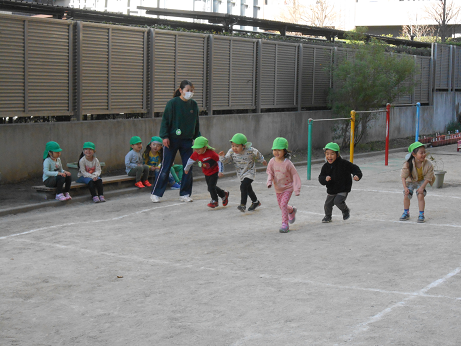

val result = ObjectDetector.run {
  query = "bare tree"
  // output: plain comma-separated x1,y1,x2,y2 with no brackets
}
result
305,0,337,28
424,0,460,42
401,14,436,42
278,0,307,25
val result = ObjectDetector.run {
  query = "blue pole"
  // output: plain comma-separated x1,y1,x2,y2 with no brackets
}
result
415,102,421,142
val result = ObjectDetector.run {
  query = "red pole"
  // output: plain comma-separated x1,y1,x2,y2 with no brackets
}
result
385,103,391,166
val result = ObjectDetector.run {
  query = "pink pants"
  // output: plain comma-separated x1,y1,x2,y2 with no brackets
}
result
276,190,294,225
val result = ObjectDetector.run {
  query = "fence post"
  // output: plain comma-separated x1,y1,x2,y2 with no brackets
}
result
350,111,355,163
415,102,421,142
307,118,313,180
385,103,390,166
75,21,83,121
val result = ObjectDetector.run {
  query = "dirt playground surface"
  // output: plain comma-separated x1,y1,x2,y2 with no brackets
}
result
1,144,461,345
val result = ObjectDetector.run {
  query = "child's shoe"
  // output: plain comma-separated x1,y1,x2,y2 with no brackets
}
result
322,216,332,223
64,192,72,200
222,191,229,206
248,200,261,211
143,180,152,187
99,195,106,202
279,223,289,233
417,215,425,223
134,181,145,188
179,194,193,202
289,207,297,224
342,208,350,220
237,204,246,212
399,212,410,221
55,193,67,201
170,183,181,190
207,200,219,208
92,196,100,203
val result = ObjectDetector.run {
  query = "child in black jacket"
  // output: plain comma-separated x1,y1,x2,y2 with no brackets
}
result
318,142,363,223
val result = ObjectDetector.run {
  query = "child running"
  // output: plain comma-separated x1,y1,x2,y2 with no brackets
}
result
143,136,181,190
76,142,105,203
184,136,229,208
266,137,301,233
400,141,435,223
318,142,362,223
42,141,72,201
219,133,267,212
125,136,151,188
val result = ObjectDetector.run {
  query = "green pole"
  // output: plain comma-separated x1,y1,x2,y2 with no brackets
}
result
307,118,313,180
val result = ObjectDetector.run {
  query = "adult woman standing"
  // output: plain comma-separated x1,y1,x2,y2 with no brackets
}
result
151,80,200,203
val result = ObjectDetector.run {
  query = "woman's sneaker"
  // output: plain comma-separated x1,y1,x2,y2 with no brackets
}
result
64,192,72,200
207,200,218,208
322,216,332,223
55,193,67,201
289,207,297,224
180,195,193,202
248,201,261,211
222,191,229,206
92,196,100,203
279,223,289,233
399,212,410,221
150,195,161,203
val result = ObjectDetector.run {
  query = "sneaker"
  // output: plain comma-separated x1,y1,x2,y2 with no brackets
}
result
399,212,410,221
170,183,181,190
237,204,246,212
322,216,332,223
342,208,350,220
99,195,106,202
134,181,145,188
180,195,193,202
55,193,67,201
92,196,100,203
417,215,425,223
207,200,219,208
150,194,161,203
64,192,72,200
143,180,152,187
222,191,229,206
279,223,290,233
248,200,261,211
289,207,297,224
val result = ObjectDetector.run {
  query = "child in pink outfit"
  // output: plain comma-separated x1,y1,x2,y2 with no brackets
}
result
266,137,301,233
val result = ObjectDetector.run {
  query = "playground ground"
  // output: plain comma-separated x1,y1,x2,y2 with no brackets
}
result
1,144,460,346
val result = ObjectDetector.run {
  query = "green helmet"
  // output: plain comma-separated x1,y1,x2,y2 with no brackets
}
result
272,137,289,150
191,136,214,150
148,136,163,145
230,133,247,145
83,142,95,150
408,141,424,153
130,136,142,145
324,142,340,153
43,141,62,159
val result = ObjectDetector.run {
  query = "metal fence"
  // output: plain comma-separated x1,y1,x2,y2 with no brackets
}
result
0,13,458,120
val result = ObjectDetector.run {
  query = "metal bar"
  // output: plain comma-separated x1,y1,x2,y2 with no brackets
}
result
390,103,416,107
24,19,28,114
255,39,261,113
415,102,421,142
207,34,213,115
297,44,302,111
108,27,112,112
353,109,387,114
311,117,351,121
75,21,82,121
68,23,73,114
307,118,313,180
148,28,154,118
350,110,356,163
385,103,390,166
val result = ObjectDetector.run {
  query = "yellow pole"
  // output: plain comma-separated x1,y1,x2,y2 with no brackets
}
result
350,110,356,163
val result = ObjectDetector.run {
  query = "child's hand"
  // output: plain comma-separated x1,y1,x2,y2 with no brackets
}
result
326,176,331,181
65,171,71,176
149,166,156,171
262,160,268,166
218,172,224,178
295,191,300,196
93,177,98,181
267,183,272,189
353,175,360,181
218,151,225,157
59,172,66,177
184,169,189,175
417,187,425,195
404,187,410,196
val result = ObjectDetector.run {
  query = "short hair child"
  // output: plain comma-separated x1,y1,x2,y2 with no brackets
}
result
184,136,229,208
125,136,151,188
76,142,105,203
42,141,72,201
219,133,267,212
318,142,362,223
266,137,301,233
400,141,435,223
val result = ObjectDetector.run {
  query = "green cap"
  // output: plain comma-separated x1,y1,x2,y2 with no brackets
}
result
324,142,340,153
191,136,215,150
408,141,424,153
130,136,142,145
43,141,62,159
230,133,247,145
83,142,95,150
272,137,289,150
148,136,163,145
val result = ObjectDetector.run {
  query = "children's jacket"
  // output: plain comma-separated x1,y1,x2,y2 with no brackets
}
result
400,158,435,186
125,150,143,174
266,158,301,194
185,149,223,176
318,157,362,195
78,156,102,179
220,147,265,181
42,157,64,182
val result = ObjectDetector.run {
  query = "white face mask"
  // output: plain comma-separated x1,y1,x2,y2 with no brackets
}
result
184,91,194,100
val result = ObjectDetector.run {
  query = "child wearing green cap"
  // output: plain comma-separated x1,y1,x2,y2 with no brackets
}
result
125,136,151,189
142,136,181,190
219,133,267,212
266,137,301,233
76,142,105,203
184,136,229,208
318,142,362,223
42,141,72,201
400,141,435,223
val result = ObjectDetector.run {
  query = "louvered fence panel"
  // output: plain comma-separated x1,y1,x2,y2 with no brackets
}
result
260,42,276,107
301,46,314,107
276,44,297,107
153,31,176,112
313,47,332,106
230,38,256,109
414,56,430,104
454,47,461,90
435,44,450,90
211,38,231,108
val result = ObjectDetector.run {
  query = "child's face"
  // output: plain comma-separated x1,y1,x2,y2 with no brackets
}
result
131,143,142,152
231,142,244,154
83,148,94,159
325,149,338,164
195,146,207,155
50,151,61,159
150,142,162,153
272,149,284,160
412,147,426,163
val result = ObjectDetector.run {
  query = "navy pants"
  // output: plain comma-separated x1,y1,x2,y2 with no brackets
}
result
151,138,193,197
